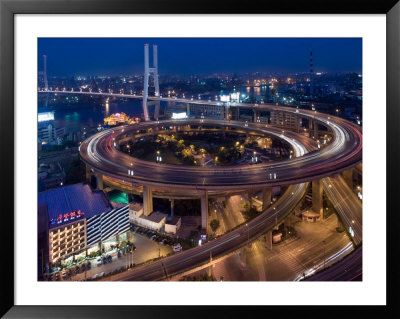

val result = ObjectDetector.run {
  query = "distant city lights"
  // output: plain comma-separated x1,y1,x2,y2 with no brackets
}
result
38,112,55,122
171,112,187,119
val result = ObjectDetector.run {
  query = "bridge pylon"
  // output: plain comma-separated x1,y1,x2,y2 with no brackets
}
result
143,44,160,121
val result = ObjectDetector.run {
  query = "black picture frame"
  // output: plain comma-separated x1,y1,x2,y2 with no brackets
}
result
1,0,399,317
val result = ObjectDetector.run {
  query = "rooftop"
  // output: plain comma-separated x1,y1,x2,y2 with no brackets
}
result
140,212,167,224
129,202,143,211
38,183,112,229
166,216,181,225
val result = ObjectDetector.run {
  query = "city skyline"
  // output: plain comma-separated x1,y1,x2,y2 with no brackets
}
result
38,38,362,77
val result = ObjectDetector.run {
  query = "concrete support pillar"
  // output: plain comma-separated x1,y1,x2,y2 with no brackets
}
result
313,120,318,139
342,168,354,190
154,101,160,121
200,190,208,230
235,107,240,120
312,179,323,220
186,103,190,118
295,116,300,133
266,230,273,250
143,185,153,216
253,109,259,123
262,187,272,211
85,165,91,183
96,173,103,190
247,190,254,208
170,199,175,217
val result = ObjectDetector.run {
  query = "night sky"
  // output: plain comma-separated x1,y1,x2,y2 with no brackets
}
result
38,38,362,76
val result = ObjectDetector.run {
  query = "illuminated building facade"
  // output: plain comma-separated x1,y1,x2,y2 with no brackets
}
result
49,220,87,264
104,112,130,126
38,183,114,267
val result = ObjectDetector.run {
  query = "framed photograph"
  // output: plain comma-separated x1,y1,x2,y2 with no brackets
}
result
1,0,398,317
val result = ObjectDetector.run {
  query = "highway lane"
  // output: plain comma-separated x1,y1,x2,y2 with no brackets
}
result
322,176,362,246
303,247,362,281
79,118,361,190
103,182,307,281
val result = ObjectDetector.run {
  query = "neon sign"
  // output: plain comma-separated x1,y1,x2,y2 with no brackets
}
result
50,210,85,226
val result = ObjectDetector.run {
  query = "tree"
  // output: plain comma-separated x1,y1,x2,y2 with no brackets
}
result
209,219,220,233
241,207,259,221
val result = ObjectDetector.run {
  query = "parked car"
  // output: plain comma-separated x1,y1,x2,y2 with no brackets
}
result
107,255,112,262
117,251,122,258
99,272,105,278
87,261,91,269
92,274,98,280
173,243,182,252
102,257,107,264
151,235,157,240
96,257,102,265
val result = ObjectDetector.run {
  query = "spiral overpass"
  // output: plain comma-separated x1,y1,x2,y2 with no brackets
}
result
77,107,361,281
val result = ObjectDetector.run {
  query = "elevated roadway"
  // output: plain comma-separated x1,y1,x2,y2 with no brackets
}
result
323,176,362,246
79,117,361,190
103,182,307,281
